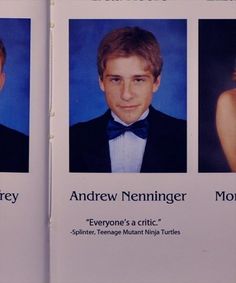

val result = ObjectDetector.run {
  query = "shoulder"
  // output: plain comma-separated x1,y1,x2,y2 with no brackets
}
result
148,106,186,147
70,111,110,132
216,89,236,136
149,106,186,128
0,124,28,145
217,89,236,117
216,89,236,171
0,124,29,172
70,111,110,145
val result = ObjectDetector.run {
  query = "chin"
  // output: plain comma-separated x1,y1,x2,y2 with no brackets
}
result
116,110,141,124
123,116,139,124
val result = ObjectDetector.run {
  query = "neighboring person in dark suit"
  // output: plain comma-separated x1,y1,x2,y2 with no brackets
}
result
0,39,29,172
70,27,186,173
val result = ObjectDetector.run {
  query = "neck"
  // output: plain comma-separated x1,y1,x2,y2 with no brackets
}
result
111,108,149,126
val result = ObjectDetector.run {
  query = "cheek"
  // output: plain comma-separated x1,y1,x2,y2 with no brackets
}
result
136,83,154,94
140,91,154,108
144,95,153,106
107,83,121,94
0,73,5,90
139,86,154,98
104,85,121,100
105,91,118,108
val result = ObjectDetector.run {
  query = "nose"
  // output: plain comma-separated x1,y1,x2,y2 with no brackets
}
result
120,80,134,101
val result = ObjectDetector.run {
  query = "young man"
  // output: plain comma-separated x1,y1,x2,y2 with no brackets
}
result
70,27,186,173
0,39,29,172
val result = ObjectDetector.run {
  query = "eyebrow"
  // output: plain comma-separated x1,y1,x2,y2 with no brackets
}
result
105,75,121,78
133,75,151,78
105,74,152,78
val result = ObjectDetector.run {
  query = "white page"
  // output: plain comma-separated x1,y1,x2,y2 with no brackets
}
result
0,1,49,283
51,1,236,283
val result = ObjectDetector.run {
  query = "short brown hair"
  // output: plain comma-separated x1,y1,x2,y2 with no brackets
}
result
0,39,6,71
97,26,163,81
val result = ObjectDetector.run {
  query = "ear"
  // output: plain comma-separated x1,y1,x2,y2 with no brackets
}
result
152,75,161,93
0,72,5,91
99,77,105,92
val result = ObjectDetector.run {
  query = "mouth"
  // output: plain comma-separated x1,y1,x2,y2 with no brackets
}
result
118,105,139,110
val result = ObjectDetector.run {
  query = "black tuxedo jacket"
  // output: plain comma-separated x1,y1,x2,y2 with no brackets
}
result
0,124,29,172
70,106,186,172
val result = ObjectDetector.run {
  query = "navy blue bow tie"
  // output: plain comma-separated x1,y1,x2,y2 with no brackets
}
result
107,118,149,140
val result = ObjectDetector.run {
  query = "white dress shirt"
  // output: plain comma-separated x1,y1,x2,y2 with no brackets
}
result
109,110,149,172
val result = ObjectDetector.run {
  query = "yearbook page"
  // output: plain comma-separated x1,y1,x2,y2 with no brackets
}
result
50,1,236,283
0,1,49,283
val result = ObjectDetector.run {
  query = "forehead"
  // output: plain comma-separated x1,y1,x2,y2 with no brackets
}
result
104,55,151,74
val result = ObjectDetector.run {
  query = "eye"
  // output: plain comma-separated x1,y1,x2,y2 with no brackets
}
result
133,77,146,84
109,77,121,84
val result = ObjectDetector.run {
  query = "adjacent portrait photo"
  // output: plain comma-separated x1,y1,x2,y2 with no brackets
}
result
199,19,236,172
0,19,30,172
69,19,187,173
